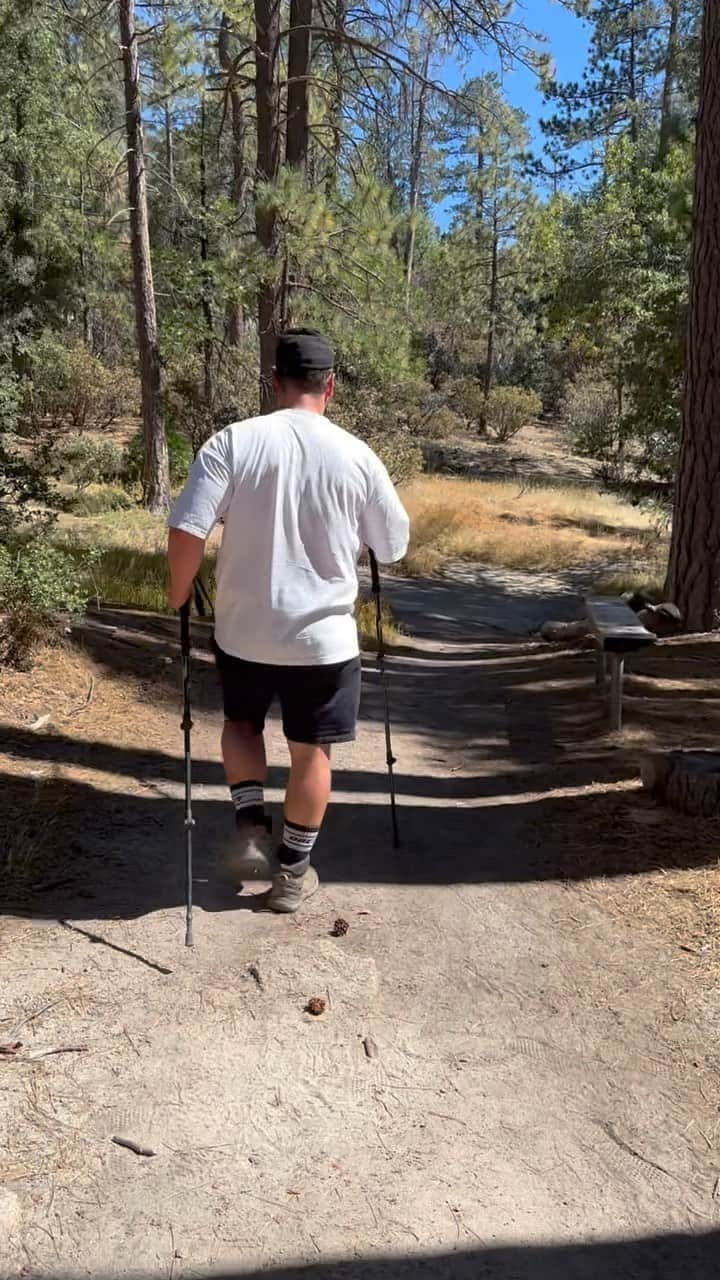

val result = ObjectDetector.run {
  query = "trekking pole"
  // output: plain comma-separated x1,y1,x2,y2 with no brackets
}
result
179,601,194,947
369,549,400,849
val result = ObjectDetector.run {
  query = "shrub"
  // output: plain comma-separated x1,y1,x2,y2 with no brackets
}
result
59,437,123,494
20,332,134,436
0,537,95,669
447,377,488,431
483,386,542,442
162,344,259,452
332,382,424,485
419,405,467,440
562,371,619,460
66,486,134,516
366,434,424,486
0,366,54,533
122,426,193,489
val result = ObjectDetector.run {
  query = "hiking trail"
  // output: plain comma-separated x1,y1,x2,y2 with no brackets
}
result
1,568,719,1278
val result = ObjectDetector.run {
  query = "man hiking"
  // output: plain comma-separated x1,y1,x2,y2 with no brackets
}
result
167,329,409,913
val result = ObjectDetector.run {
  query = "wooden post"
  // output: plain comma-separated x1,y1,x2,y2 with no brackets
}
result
609,654,625,732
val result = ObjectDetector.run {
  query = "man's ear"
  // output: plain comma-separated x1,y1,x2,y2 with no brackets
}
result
272,370,281,394
325,372,336,404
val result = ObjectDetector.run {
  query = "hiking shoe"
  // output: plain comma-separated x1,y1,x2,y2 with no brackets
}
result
267,865,320,914
225,816,274,882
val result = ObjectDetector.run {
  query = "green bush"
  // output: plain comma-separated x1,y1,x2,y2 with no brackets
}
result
0,366,54,533
0,537,96,669
20,332,134,436
484,386,542,443
446,377,488,431
59,436,123,493
122,426,193,489
0,539,91,614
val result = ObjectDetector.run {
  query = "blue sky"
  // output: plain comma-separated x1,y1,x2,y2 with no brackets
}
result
436,0,591,220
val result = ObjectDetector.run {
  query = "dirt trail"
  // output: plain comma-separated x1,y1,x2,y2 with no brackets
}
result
1,573,719,1279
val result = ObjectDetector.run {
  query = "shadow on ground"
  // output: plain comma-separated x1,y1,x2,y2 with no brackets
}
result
5,576,720,924
48,1230,720,1280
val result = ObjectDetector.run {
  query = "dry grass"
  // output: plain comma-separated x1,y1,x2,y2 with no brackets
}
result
401,476,658,577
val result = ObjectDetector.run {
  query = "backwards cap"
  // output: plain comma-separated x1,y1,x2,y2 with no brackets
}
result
275,328,334,379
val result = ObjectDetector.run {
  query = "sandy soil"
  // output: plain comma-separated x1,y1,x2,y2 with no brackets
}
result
1,572,719,1280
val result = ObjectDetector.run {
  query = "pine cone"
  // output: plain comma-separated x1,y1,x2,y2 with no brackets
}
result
331,918,349,937
306,997,326,1016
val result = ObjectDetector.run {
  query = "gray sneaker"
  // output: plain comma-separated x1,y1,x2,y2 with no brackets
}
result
267,865,320,914
225,817,275,882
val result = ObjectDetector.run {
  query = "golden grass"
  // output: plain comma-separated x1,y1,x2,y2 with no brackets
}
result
401,476,658,577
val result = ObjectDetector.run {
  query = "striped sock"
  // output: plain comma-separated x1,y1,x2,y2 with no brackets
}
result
279,819,320,870
230,780,265,826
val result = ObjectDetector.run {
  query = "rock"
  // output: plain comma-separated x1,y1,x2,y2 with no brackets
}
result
638,602,683,637
622,589,653,614
540,619,592,644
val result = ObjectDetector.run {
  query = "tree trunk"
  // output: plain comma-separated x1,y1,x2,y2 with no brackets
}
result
119,0,169,512
628,0,639,145
164,101,177,244
286,0,311,171
327,0,345,188
666,0,720,631
219,11,248,343
254,0,282,412
199,91,214,412
282,0,312,327
480,196,499,434
404,44,430,314
79,170,93,350
658,0,680,164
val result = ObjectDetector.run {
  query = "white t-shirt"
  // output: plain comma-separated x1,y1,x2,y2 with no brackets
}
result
169,409,410,666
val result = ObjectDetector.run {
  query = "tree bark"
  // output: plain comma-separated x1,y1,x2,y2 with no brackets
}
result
119,0,169,512
219,11,248,343
254,0,282,412
480,196,499,433
199,92,214,413
666,0,720,630
286,0,312,171
658,0,680,163
282,0,312,326
79,171,93,350
404,44,430,314
328,0,346,188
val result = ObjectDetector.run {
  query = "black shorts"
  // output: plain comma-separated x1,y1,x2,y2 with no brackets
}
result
213,642,362,745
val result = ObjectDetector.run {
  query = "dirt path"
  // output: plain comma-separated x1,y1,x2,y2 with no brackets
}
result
1,575,720,1279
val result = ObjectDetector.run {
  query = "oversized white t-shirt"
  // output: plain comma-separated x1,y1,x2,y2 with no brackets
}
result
169,409,410,666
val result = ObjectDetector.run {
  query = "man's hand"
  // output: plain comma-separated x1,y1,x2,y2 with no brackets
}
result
167,528,207,610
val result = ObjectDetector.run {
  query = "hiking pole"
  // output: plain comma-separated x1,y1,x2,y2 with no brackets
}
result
369,549,400,849
179,600,194,947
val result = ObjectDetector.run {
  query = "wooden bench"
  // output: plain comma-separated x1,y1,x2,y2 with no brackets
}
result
585,597,656,731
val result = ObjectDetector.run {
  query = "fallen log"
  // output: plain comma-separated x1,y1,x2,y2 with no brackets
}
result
641,750,720,816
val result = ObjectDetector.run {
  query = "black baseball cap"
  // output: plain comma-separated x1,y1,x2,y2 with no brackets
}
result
275,328,334,379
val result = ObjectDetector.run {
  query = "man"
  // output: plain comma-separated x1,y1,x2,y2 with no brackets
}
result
167,329,409,913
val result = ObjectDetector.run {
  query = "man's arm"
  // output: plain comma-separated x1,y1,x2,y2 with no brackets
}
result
167,429,234,608
360,455,410,564
167,528,206,609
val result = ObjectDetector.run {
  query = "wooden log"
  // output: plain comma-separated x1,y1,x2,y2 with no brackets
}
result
665,751,720,817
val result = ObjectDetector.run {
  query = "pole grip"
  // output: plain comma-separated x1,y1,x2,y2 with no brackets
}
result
369,548,380,595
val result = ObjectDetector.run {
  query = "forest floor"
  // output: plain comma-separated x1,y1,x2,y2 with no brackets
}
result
1,564,720,1279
